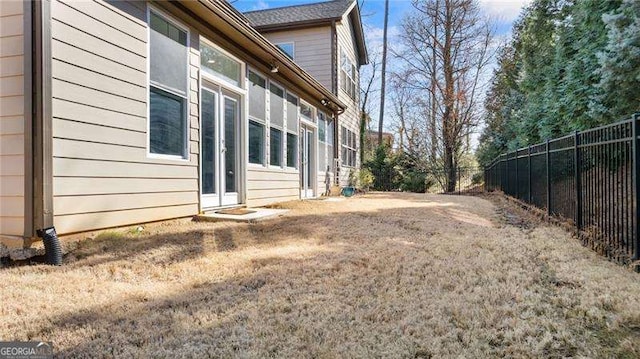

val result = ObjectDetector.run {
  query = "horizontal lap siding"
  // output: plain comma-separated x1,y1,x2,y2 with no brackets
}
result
246,168,299,207
51,0,200,234
336,15,360,186
0,1,25,236
263,27,332,92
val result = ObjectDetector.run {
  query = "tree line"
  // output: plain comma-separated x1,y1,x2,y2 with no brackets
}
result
477,0,640,167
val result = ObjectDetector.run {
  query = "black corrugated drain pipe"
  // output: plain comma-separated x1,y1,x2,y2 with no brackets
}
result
36,227,62,266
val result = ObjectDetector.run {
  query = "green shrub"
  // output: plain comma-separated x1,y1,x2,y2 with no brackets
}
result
358,168,375,191
399,171,426,193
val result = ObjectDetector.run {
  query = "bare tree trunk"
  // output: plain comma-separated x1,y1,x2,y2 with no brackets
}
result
442,0,456,192
429,0,438,164
377,0,389,147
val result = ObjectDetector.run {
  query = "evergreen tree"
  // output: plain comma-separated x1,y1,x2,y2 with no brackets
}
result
591,0,640,122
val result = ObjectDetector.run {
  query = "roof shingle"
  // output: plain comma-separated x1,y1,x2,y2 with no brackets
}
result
242,0,354,28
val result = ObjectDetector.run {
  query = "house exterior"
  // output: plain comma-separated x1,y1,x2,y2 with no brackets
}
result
0,0,368,250
367,130,394,149
244,0,368,186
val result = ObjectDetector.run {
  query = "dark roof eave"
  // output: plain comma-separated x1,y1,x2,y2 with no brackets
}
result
253,17,341,32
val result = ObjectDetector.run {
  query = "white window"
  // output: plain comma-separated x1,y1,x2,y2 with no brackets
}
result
201,43,241,87
341,125,357,168
318,113,334,172
340,50,357,99
269,83,285,167
148,9,189,158
300,101,315,122
248,71,266,165
275,42,294,60
286,93,298,168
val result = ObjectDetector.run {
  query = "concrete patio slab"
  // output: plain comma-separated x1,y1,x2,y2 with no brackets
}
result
194,208,289,223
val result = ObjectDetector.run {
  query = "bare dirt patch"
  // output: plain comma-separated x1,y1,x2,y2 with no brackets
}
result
1,192,640,357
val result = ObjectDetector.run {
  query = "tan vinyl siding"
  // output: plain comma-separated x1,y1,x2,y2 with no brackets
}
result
336,14,361,185
50,0,200,234
262,27,333,92
246,167,299,207
0,0,25,237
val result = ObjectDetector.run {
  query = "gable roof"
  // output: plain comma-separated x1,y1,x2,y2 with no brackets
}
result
243,0,368,66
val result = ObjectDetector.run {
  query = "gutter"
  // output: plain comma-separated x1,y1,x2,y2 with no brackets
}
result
252,18,342,33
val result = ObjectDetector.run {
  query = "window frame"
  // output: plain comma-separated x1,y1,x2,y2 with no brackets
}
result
341,125,357,168
247,69,268,166
340,49,357,100
268,81,285,169
300,100,316,124
146,5,190,161
200,37,246,94
285,92,299,169
275,42,295,60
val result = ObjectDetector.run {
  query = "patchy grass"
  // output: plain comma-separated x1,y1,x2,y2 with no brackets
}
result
2,192,640,357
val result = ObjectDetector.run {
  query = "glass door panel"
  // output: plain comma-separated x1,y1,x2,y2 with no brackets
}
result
221,93,239,206
201,88,219,208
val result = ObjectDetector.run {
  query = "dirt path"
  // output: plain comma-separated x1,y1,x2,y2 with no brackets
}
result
1,192,640,358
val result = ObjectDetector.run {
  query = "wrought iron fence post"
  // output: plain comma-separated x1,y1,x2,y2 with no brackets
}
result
633,114,640,260
546,139,551,216
575,131,582,231
516,150,520,199
528,145,532,204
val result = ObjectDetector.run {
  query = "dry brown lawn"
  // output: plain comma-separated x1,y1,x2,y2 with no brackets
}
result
2,192,640,358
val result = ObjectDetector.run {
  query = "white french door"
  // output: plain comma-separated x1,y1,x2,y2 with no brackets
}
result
201,83,241,208
300,125,315,198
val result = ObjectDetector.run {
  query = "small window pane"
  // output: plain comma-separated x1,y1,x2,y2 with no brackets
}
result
327,119,334,144
201,44,241,87
286,93,298,132
249,120,265,164
318,114,326,143
270,84,284,128
150,12,187,45
327,144,334,171
276,43,294,59
287,133,297,168
249,71,266,120
150,87,186,157
270,128,283,166
300,102,314,121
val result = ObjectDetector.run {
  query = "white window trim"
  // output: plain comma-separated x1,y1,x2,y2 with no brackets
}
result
300,99,316,124
245,66,269,169
247,68,268,168
340,48,357,100
200,37,246,94
285,92,299,169
268,80,286,169
275,42,295,60
146,5,191,161
341,126,357,168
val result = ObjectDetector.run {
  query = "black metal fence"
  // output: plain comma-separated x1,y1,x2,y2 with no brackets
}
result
485,114,639,264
